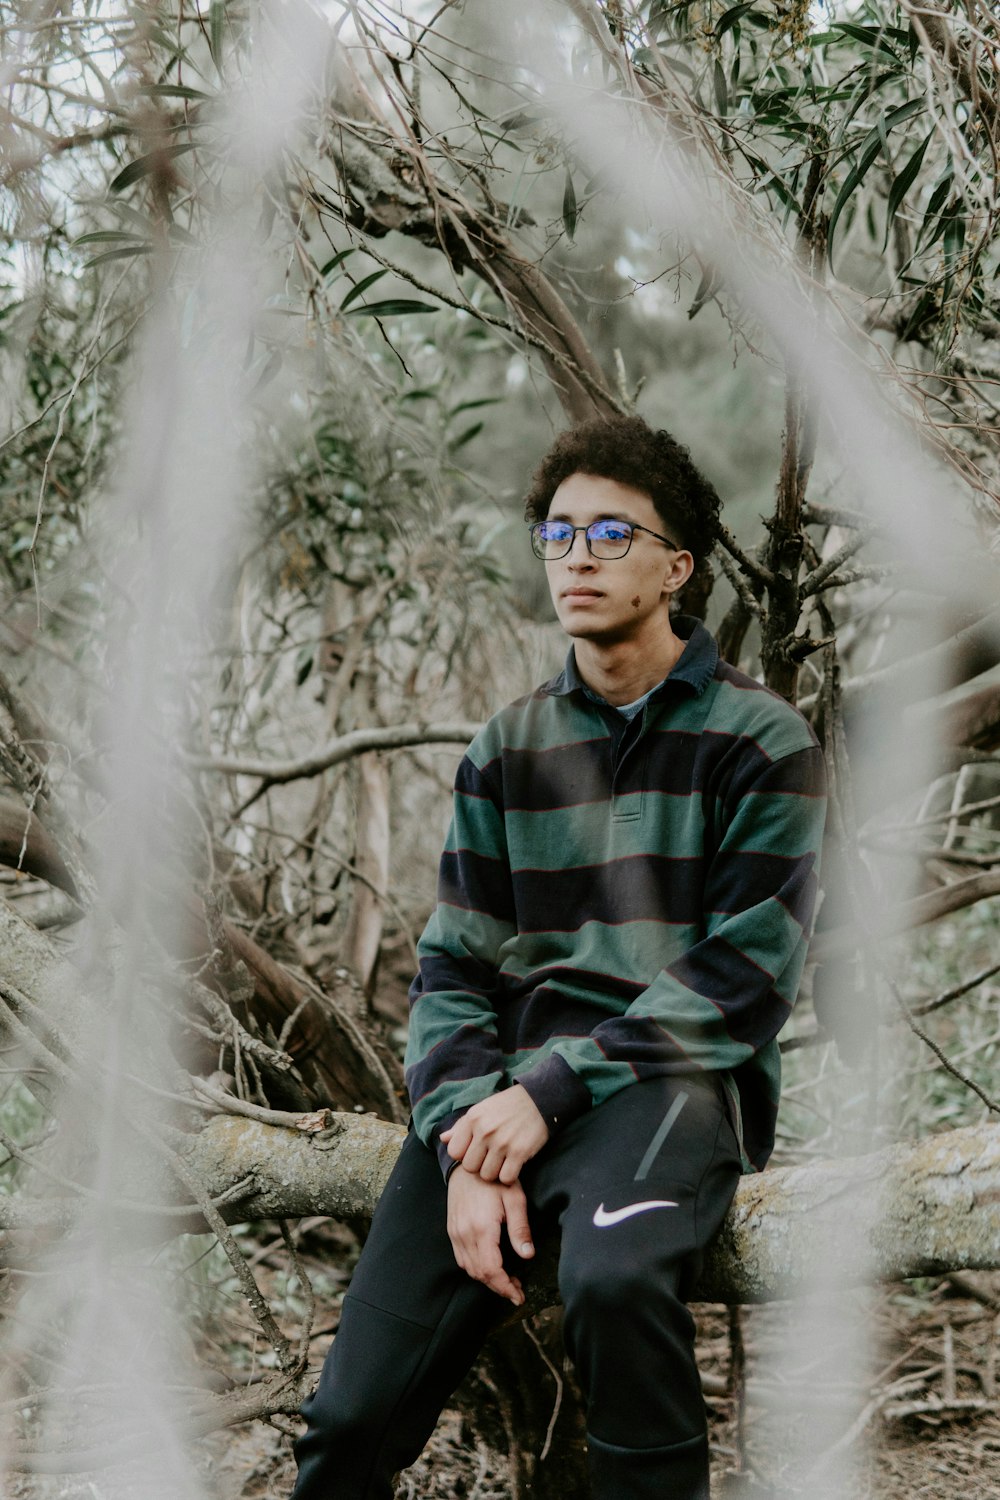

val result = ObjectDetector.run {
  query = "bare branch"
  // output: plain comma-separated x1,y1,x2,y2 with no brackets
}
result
183,719,482,785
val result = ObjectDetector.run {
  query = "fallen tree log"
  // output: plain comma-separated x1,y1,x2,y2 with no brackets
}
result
5,896,1000,1302
179,1110,1000,1304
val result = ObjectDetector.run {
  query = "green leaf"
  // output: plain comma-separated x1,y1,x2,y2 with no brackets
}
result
827,136,882,263
942,210,965,268
318,248,355,278
295,649,313,687
828,99,926,265
449,420,483,451
713,59,728,115
83,245,155,269
137,83,210,102
258,657,279,698
346,298,438,317
109,142,197,193
834,72,912,146
831,21,905,61
72,230,146,246
449,397,501,415
917,170,954,247
252,348,283,393
883,130,933,247
715,2,753,38
562,168,578,242
209,0,226,73
583,165,614,195
339,269,387,311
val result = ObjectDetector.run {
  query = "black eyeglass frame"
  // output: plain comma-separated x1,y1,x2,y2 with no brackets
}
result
529,519,680,561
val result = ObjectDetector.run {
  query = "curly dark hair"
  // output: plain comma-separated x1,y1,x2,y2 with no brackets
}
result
523,415,722,572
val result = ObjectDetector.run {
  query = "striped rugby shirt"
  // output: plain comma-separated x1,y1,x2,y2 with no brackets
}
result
405,616,827,1178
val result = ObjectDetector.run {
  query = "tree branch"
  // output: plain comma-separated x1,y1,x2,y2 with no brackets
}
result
183,719,482,785
176,1112,1000,1304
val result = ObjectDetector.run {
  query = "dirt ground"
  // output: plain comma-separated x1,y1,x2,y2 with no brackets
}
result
204,1265,1000,1500
8,1225,997,1499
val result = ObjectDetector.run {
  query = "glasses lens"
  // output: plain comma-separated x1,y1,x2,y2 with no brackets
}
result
587,520,633,558
531,521,574,559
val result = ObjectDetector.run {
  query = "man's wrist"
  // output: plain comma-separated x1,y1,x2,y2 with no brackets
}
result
515,1058,592,1136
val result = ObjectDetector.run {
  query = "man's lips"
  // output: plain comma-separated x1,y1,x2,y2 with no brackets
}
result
561,588,604,599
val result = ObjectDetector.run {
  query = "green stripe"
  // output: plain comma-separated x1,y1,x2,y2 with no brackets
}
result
414,1074,501,1125
702,679,816,758
420,907,516,963
504,796,705,871
725,790,824,854
498,918,703,985
447,792,507,855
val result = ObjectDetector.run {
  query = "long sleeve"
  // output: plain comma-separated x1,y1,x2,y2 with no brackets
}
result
515,743,828,1147
404,749,516,1177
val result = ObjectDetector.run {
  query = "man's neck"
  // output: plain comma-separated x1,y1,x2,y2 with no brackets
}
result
573,616,688,706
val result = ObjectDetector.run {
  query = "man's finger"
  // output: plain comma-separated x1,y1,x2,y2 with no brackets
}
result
477,1146,507,1182
443,1119,472,1160
471,1234,524,1305
502,1185,535,1260
461,1139,488,1175
497,1155,522,1186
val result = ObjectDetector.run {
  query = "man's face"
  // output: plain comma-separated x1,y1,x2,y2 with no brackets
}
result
543,473,692,645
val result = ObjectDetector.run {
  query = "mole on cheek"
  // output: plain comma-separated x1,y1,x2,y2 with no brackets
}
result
631,595,641,609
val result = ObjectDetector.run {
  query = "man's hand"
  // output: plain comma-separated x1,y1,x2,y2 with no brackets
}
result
446,1170,534,1306
441,1086,549,1184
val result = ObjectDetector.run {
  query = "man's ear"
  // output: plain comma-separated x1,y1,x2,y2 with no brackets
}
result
663,549,695,597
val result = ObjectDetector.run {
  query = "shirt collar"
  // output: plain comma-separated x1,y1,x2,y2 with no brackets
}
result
542,616,719,701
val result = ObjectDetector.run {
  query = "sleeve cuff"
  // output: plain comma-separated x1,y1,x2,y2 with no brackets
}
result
515,1054,592,1136
429,1109,469,1182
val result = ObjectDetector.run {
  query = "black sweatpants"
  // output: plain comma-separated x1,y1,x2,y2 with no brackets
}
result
291,1074,743,1500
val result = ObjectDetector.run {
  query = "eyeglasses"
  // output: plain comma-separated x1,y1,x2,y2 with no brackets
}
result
529,518,679,561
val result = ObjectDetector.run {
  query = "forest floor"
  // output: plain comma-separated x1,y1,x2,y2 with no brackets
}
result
10,1238,996,1498
204,1257,1000,1500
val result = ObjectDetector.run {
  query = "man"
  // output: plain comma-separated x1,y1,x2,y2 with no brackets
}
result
291,414,827,1499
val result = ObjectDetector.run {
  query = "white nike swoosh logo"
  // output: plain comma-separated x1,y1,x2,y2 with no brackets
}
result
593,1200,678,1227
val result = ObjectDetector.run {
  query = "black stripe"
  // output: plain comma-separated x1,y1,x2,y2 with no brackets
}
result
410,951,500,1005
511,854,704,932
666,939,792,1049
405,1023,501,1104
717,742,827,814
496,986,619,1053
506,964,647,1005
438,849,516,924
706,850,818,926
587,1014,689,1071
498,738,612,811
454,754,503,808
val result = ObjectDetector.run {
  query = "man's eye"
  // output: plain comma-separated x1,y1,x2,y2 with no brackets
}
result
541,523,573,540
592,522,630,541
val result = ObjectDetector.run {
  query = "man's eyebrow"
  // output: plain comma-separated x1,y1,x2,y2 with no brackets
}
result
547,511,635,523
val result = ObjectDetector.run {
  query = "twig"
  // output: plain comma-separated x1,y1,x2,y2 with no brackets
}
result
890,979,1000,1115
522,1321,566,1464
188,979,297,1076
715,524,775,589
910,958,1000,1017
714,544,763,617
191,1077,335,1130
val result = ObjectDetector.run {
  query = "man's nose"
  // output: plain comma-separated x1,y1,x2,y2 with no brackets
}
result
566,530,595,564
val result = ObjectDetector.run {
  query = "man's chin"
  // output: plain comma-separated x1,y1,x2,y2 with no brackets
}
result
561,617,624,646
